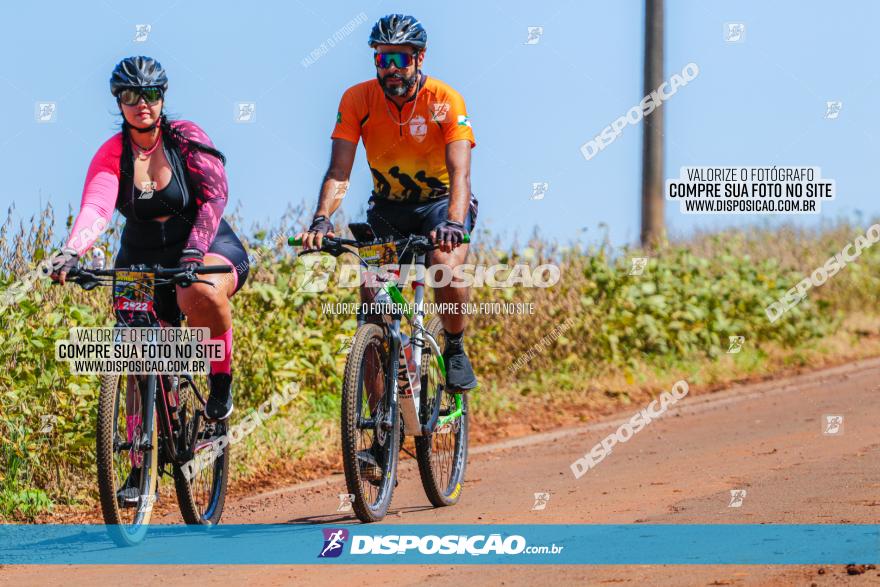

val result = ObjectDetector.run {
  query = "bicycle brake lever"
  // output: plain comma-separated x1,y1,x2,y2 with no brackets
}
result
68,271,100,290
173,270,217,288
298,243,346,257
172,271,197,288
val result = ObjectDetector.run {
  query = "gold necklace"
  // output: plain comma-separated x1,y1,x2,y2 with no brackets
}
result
383,74,423,126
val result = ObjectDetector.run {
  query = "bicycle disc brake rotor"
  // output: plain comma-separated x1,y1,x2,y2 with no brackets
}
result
374,401,387,447
130,424,145,467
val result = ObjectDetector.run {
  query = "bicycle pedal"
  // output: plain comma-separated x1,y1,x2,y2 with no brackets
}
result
448,384,478,396
118,489,160,508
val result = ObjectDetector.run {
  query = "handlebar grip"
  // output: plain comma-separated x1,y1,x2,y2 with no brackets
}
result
196,265,233,274
289,233,468,247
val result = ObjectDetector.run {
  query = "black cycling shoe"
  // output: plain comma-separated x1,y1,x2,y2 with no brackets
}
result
206,373,234,421
443,343,478,392
116,467,142,508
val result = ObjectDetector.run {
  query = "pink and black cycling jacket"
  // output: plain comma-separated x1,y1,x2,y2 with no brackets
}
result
66,120,227,256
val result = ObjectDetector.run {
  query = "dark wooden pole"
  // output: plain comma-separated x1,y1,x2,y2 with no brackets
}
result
641,0,665,248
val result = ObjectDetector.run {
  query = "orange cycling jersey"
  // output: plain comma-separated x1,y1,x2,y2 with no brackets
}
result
332,75,475,203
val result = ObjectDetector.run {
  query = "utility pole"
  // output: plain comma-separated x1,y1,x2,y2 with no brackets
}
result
641,0,665,248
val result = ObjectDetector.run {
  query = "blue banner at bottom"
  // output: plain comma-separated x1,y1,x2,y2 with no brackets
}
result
0,524,878,565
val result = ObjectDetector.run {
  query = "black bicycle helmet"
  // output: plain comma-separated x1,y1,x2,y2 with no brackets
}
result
368,14,427,49
110,56,168,97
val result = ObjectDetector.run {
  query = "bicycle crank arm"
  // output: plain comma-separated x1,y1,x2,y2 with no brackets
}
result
187,410,203,455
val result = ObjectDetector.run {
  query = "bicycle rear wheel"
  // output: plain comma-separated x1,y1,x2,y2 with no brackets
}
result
172,373,229,525
96,373,159,545
341,323,400,522
415,316,469,507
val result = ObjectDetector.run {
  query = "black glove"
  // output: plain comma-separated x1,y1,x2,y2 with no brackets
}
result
431,219,467,246
308,215,333,236
50,247,79,282
178,248,205,273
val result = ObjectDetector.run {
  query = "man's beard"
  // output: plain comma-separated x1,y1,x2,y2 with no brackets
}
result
378,71,418,98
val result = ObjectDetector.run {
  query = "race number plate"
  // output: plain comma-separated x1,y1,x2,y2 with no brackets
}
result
113,270,155,313
359,242,399,267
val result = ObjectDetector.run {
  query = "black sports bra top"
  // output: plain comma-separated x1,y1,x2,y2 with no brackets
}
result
131,174,187,220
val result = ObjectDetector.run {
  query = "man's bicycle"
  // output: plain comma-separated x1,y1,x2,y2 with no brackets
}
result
64,263,232,544
290,223,470,522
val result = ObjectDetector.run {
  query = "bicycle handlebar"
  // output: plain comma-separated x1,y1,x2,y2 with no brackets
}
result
72,265,231,277
287,232,470,252
64,264,233,289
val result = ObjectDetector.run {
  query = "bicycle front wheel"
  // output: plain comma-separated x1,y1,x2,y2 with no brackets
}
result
341,323,400,523
96,373,159,545
172,373,229,525
415,316,469,507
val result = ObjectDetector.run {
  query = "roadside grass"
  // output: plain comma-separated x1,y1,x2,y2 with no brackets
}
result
2,203,879,520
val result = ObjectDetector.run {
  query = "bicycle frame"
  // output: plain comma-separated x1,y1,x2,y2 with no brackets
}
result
377,253,464,437
67,262,231,529
112,321,204,469
106,269,212,469
292,232,467,438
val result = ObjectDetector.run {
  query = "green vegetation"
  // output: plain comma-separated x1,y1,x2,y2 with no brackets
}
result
1,203,876,520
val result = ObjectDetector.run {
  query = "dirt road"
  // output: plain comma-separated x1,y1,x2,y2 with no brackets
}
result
3,358,880,585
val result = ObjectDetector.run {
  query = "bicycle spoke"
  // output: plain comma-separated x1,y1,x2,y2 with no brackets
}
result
112,375,144,526
342,323,399,522
173,373,228,524
415,317,468,506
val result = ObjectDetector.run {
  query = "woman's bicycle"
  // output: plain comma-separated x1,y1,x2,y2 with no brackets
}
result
290,223,470,522
64,263,232,544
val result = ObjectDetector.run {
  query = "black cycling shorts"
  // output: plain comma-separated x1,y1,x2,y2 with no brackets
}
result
366,195,478,241
115,217,249,323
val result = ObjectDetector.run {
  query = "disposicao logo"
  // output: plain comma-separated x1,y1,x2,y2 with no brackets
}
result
318,528,349,558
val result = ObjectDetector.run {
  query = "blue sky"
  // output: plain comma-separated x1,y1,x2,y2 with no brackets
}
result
1,0,877,247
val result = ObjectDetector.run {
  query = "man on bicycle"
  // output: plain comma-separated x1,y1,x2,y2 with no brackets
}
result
298,13,479,393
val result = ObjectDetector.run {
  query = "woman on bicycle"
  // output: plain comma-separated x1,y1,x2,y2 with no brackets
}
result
52,55,248,422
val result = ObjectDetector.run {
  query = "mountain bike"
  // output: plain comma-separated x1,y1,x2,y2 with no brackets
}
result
64,263,232,544
290,223,470,522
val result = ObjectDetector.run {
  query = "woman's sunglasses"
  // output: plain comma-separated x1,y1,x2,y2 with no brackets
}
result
118,87,164,106
373,51,417,69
